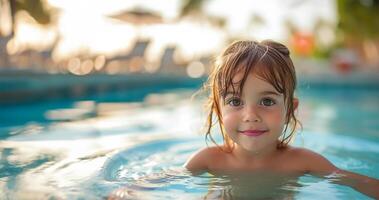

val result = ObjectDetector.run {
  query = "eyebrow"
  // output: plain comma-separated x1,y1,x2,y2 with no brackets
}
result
223,90,281,97
259,90,282,96
223,91,239,97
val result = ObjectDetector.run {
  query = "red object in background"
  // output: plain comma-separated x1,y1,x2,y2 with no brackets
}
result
291,32,315,56
335,59,352,74
331,49,358,74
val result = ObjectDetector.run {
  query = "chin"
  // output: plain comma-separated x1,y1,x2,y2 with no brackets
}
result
239,141,264,153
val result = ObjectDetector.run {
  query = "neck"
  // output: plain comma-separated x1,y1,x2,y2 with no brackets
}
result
232,141,280,163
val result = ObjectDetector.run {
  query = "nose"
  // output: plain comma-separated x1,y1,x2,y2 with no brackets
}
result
242,105,261,122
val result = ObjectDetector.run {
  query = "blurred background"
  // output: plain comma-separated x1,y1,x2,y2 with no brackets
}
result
0,0,379,199
1,0,379,101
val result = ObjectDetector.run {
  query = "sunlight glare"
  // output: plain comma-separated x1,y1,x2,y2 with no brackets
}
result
186,61,205,78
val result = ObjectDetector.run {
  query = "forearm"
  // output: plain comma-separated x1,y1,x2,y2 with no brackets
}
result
333,170,379,199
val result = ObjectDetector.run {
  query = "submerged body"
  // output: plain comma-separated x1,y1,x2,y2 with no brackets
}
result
187,144,379,199
205,169,301,199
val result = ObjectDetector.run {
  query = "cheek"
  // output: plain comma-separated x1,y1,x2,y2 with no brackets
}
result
221,108,240,128
265,107,286,126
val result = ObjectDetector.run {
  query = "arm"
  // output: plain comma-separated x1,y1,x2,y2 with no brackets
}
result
334,169,379,199
303,149,379,199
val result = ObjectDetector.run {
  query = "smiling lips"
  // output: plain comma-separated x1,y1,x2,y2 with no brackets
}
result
239,130,267,137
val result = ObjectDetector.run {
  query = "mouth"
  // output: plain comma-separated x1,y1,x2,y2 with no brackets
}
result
239,130,267,137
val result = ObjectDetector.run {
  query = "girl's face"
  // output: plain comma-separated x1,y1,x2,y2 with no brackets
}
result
220,71,288,153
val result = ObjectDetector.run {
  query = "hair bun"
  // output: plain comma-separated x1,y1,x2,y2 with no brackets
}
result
261,40,290,57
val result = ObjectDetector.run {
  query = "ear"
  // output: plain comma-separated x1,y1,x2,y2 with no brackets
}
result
293,98,299,111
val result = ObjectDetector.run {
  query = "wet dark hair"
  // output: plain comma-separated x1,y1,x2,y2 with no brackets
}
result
203,40,299,151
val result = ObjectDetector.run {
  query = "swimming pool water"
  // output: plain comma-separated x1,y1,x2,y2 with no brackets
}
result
0,85,378,199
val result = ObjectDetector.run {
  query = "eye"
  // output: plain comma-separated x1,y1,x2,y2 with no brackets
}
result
260,98,276,106
226,97,243,107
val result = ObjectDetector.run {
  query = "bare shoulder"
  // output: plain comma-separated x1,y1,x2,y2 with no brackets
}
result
184,146,224,173
284,146,338,174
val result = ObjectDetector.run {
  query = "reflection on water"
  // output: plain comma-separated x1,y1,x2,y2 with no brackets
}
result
45,101,97,121
0,88,378,199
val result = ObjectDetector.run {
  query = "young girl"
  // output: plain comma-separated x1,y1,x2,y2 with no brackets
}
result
185,40,379,198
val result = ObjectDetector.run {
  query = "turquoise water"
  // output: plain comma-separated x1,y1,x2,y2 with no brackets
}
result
0,83,378,199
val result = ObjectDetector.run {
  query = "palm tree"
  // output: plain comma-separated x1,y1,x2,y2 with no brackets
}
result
5,0,50,37
337,0,379,64
0,0,51,67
